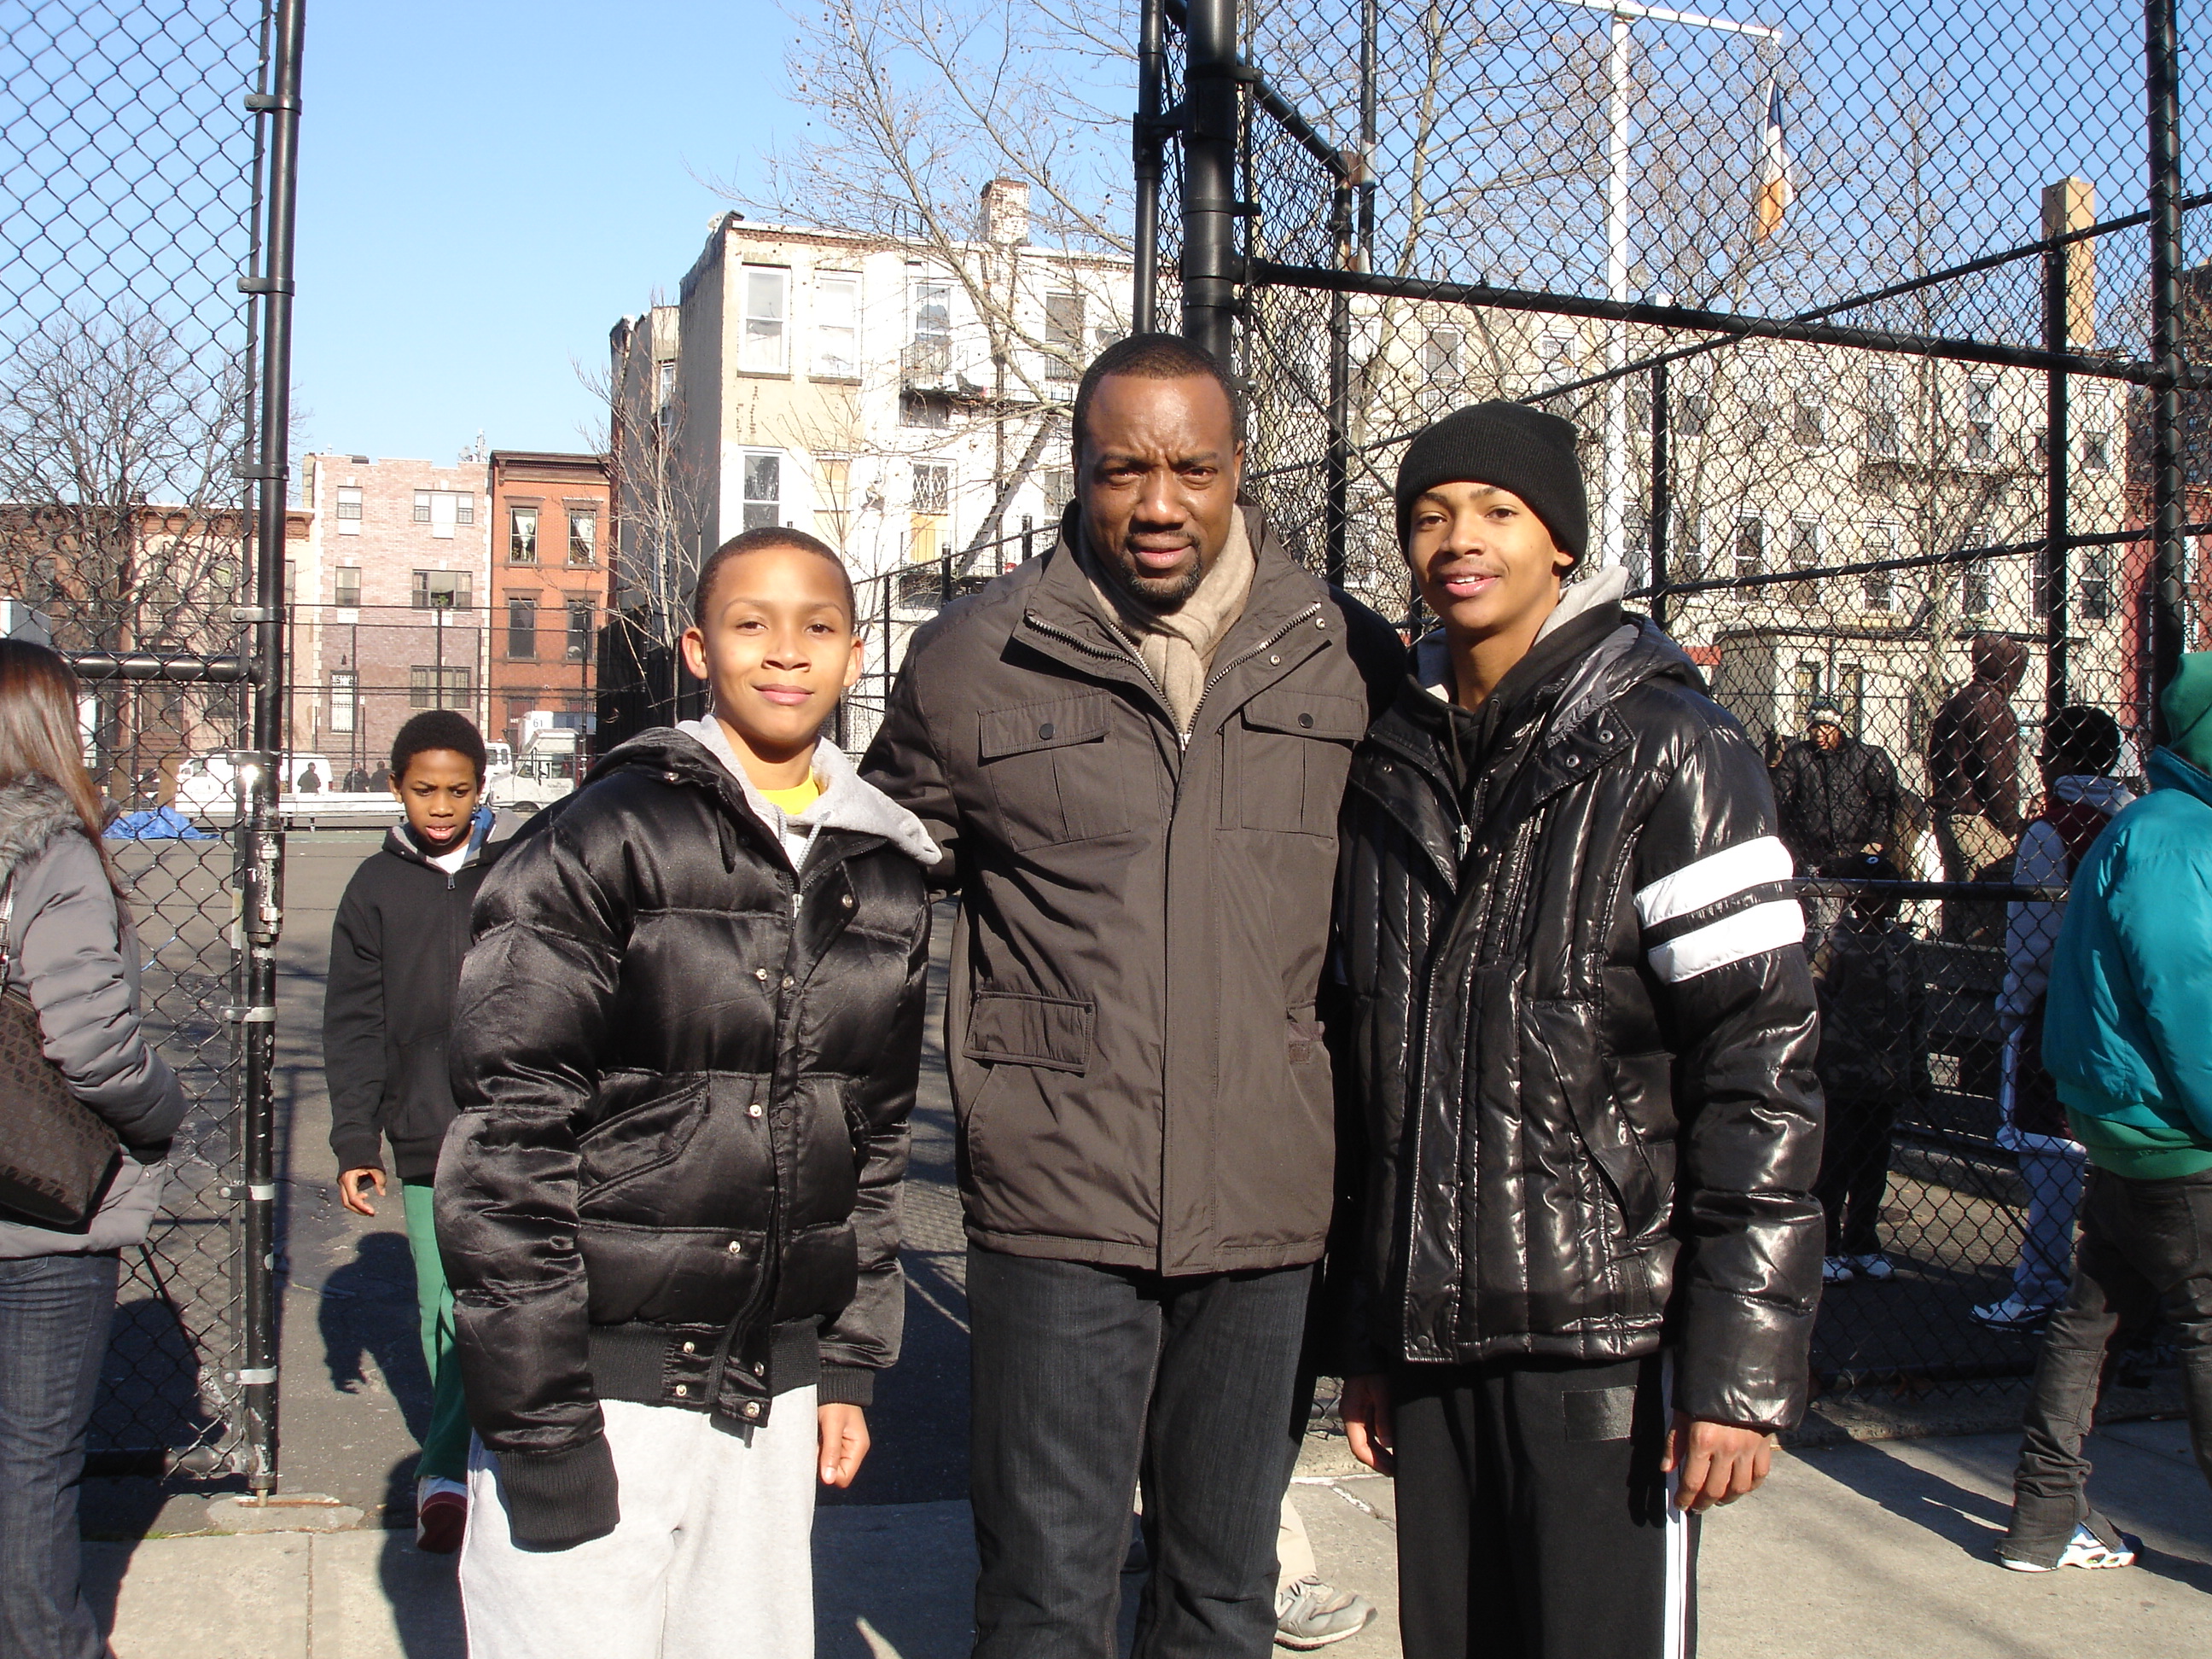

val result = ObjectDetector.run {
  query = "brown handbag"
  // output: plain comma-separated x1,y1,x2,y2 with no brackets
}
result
0,881,121,1231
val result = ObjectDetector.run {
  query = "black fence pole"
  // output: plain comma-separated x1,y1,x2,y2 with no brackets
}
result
1132,0,1166,335
236,0,304,1497
1323,166,1354,587
2043,212,2072,720
1179,0,1239,368
1022,513,1035,563
2147,0,2189,738
1650,360,1670,635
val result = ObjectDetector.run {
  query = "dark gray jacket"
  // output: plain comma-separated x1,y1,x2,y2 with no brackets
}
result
863,508,1400,1273
0,776,188,1259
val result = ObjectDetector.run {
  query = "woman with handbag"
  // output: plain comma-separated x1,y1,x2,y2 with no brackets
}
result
0,640,187,1659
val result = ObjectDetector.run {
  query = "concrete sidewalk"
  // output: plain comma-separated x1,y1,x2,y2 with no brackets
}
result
93,1420,2209,1657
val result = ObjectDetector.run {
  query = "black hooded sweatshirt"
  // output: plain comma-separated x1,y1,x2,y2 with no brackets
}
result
324,811,515,1181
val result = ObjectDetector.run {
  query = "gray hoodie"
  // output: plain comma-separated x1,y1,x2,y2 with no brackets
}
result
0,775,189,1258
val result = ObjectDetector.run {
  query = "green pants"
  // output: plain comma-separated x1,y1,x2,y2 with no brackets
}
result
401,1180,471,1483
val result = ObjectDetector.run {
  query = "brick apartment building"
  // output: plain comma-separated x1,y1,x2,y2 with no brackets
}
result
487,450,611,753
295,452,491,775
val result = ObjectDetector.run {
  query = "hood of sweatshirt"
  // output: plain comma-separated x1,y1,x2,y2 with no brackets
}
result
379,804,520,871
670,716,938,869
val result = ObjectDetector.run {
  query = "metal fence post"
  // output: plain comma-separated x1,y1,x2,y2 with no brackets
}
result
1132,0,1167,335
1650,361,1670,634
236,0,306,1495
2041,198,2073,720
1179,0,1241,367
2147,0,2189,737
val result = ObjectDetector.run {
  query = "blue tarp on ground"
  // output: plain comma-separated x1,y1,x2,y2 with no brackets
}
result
106,807,217,841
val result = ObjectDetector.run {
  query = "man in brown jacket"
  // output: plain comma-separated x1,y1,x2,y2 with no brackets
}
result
864,334,1398,1658
1928,632,2028,942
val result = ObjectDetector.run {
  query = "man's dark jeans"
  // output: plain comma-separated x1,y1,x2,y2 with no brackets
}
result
0,1251,120,1659
966,1247,1312,1659
2010,1164,2212,1548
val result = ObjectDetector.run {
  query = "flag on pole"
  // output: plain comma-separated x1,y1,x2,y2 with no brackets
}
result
1753,79,1794,242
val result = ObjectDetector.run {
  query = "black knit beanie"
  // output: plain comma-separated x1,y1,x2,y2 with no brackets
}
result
1394,401,1588,563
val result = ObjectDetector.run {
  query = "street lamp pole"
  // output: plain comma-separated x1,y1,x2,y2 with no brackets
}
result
1564,0,1780,571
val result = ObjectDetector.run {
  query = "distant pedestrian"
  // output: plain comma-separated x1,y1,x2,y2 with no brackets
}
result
296,761,322,794
0,640,187,1659
1998,658,2212,1573
1810,854,1924,1286
369,762,392,792
441,528,935,1658
342,765,372,794
324,710,515,1552
1773,701,1899,871
1975,707,2132,1333
1928,634,2027,941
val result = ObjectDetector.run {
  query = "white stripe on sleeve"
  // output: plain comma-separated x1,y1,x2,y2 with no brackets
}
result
1633,835,1795,929
1647,899,1806,983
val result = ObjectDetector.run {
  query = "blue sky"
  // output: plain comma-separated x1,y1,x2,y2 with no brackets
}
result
292,0,792,463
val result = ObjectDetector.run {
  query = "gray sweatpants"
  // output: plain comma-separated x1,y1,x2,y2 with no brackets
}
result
460,1388,818,1659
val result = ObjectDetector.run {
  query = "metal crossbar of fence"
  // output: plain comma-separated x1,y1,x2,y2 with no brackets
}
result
1130,0,2212,1394
2,0,301,1482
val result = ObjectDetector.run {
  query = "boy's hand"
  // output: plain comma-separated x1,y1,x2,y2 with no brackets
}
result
818,1403,870,1487
1339,1372,1395,1476
1662,1412,1776,1511
338,1167,387,1217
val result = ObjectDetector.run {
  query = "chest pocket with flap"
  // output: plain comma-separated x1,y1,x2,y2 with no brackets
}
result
1226,690,1368,835
978,692,1133,850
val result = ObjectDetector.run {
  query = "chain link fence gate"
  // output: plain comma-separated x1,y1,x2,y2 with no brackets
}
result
2,0,302,1486
1133,0,2212,1409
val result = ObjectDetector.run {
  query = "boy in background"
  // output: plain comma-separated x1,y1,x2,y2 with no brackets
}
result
439,527,937,1658
325,709,514,1551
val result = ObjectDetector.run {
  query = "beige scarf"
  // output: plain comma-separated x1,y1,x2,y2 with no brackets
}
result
1081,512,1257,734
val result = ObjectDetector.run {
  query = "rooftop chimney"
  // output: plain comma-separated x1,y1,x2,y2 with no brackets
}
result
982,178,1030,247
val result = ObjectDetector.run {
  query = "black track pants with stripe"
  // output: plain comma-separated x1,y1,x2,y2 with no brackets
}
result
1390,1353,1696,1659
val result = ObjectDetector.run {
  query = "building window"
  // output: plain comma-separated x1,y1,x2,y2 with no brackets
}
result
912,463,950,516
1862,523,1897,611
1865,370,1901,457
409,666,471,708
509,506,539,562
813,456,853,545
814,273,860,379
742,451,782,530
1669,511,1703,580
2083,428,2111,471
567,601,594,662
1042,467,1074,520
1959,525,1994,615
412,489,473,538
1966,378,1998,462
411,569,472,609
1675,374,1710,439
1732,515,1765,594
1785,515,1821,608
1790,380,1827,446
899,393,949,430
2031,538,2053,620
1045,291,1083,381
333,566,361,608
909,281,952,375
655,360,677,410
741,266,789,374
329,670,357,734
1423,326,1464,387
2081,547,2115,622
1536,331,1575,371
568,509,597,564
335,486,363,534
507,596,538,660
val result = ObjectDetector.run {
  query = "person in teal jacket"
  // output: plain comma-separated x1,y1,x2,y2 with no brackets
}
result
1998,654,2212,1573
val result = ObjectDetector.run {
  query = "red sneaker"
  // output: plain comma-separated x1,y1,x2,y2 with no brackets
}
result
415,1476,468,1554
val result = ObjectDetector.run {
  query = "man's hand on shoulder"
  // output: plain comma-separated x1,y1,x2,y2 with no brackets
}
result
1662,1412,1776,1511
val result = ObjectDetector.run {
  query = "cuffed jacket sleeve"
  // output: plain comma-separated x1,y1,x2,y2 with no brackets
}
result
323,880,388,1173
1630,725,1825,1432
11,835,185,1150
815,899,931,1390
436,811,628,1547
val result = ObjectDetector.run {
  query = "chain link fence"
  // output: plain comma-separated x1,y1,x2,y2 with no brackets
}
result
3,0,299,1480
1132,0,2212,1402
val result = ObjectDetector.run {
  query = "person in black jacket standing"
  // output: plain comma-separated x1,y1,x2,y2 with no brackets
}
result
325,709,514,1551
1771,701,1899,872
439,529,937,1659
1330,403,1825,1659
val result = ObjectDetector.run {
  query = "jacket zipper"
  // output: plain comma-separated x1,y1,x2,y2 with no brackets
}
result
1022,610,1171,707
1181,602,1324,749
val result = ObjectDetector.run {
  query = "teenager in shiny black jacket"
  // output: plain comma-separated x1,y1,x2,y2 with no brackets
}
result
1329,404,1825,1659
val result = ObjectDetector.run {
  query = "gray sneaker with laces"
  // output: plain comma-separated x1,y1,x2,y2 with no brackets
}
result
1274,1577,1377,1650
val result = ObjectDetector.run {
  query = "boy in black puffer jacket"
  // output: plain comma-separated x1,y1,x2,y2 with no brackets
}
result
439,528,935,1659
324,709,515,1552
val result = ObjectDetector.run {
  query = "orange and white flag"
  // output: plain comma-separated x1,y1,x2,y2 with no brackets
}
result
1753,79,1794,243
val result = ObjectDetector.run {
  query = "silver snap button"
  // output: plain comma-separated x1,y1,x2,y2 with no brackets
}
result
672,1383,689,1398
1315,617,1327,628
726,1239,743,1254
1038,721,1055,739
782,974,795,988
754,967,769,981
841,892,854,909
1267,654,1281,666
748,1101,763,1119
1297,713,1313,729
1565,755,1580,767
742,1401,761,1420
682,1341,696,1354
752,1362,765,1377
1379,761,1394,772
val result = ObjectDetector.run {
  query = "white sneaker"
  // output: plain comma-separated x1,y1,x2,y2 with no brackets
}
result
1821,1256,1855,1284
1275,1577,1376,1650
1850,1254,1896,1281
1971,1295,2054,1331
1999,1520,2139,1573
